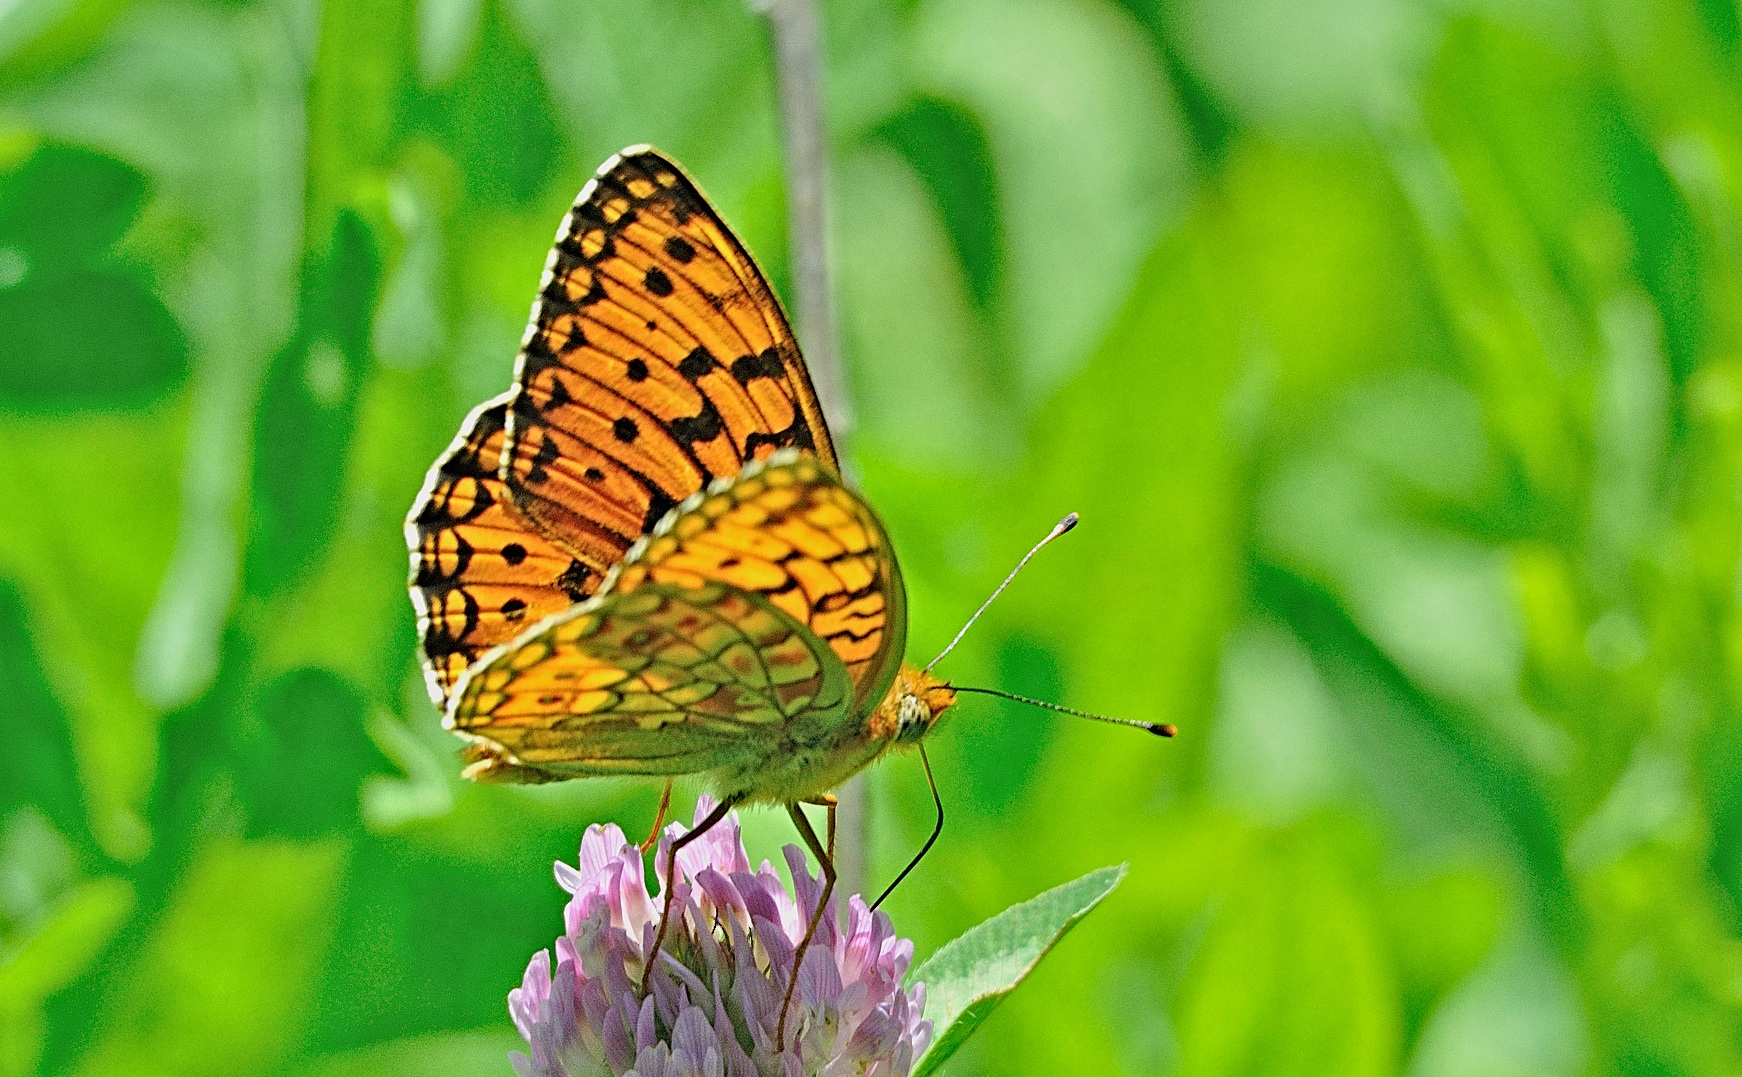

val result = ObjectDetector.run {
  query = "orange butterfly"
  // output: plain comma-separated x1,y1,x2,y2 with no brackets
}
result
405,147,1171,1041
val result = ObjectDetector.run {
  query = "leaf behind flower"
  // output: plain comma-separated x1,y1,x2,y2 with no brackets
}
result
908,864,1126,1076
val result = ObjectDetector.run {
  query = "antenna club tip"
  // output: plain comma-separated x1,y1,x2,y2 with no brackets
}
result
1151,723,1179,738
1058,512,1079,533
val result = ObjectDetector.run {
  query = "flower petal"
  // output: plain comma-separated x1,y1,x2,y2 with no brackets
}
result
797,942,844,1011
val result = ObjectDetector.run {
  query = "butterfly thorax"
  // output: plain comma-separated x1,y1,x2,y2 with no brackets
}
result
702,665,952,806
874,664,956,747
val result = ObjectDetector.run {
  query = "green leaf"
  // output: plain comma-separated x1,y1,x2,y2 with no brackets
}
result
0,143,147,266
875,96,1005,318
909,864,1125,1077
0,269,186,411
243,668,387,839
0,143,187,413
246,209,381,595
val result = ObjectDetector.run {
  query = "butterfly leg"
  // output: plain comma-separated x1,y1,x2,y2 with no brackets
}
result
806,793,838,856
776,798,837,1048
646,796,736,981
639,779,675,852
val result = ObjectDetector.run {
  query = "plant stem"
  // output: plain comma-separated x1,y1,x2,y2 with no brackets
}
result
759,0,852,443
756,0,866,900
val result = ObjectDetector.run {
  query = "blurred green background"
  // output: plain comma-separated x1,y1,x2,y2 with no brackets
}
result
3,0,1741,1074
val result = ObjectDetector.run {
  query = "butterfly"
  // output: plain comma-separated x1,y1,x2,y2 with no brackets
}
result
406,146,1172,1042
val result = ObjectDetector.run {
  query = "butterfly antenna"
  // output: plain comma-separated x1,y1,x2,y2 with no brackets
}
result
925,513,1079,672
952,685,1178,737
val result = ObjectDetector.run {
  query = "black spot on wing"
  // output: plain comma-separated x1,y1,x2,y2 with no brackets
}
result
422,587,481,659
678,347,715,381
667,399,725,447
414,528,474,585
664,235,696,263
730,348,785,385
525,429,559,485
417,473,492,530
575,196,638,233
744,416,817,457
542,375,573,413
540,261,606,313
557,228,615,267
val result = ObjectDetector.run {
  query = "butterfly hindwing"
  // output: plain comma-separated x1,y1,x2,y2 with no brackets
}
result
502,147,838,572
406,396,611,708
614,450,906,713
447,579,853,783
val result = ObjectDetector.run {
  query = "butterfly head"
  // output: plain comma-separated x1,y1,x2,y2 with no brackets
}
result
878,664,958,746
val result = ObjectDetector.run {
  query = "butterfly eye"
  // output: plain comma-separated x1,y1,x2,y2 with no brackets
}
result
894,694,931,741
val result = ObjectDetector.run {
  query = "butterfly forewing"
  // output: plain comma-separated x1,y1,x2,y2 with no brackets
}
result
411,147,917,796
447,580,853,782
615,452,905,712
406,396,611,708
502,147,838,568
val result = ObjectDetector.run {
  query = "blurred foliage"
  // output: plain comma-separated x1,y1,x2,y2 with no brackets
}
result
3,0,1742,1075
